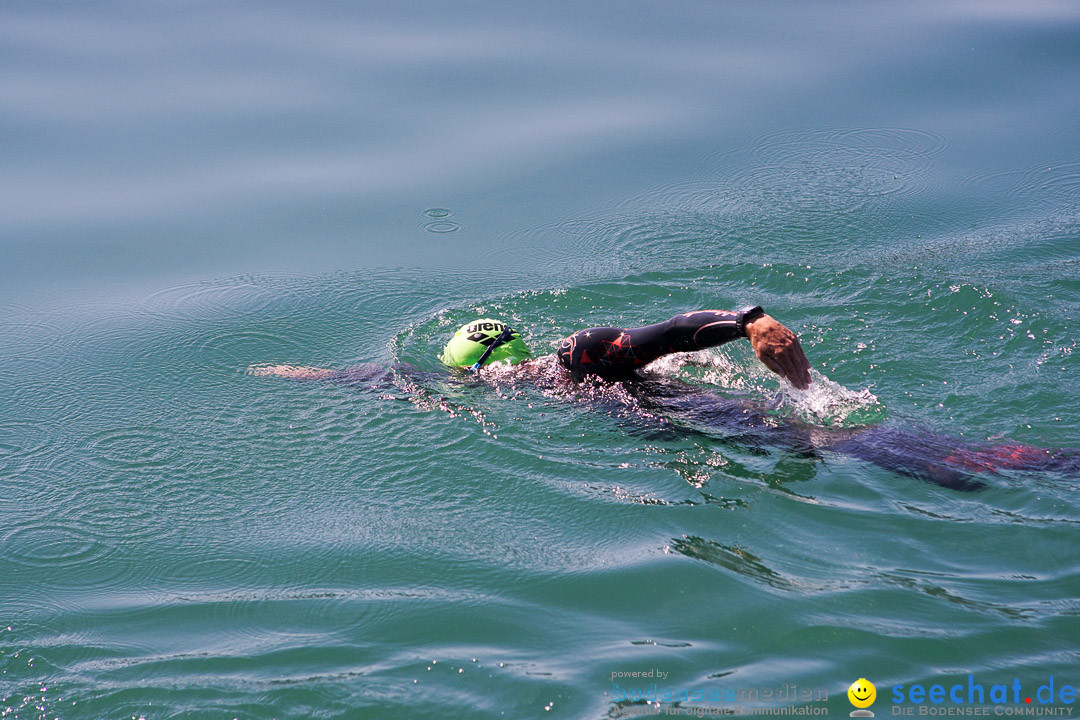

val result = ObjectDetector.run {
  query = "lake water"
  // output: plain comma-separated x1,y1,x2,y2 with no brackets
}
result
2,2,1079,718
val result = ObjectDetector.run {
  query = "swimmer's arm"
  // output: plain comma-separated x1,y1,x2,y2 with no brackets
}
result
660,309,812,389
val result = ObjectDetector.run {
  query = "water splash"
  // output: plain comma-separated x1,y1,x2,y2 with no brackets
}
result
646,349,886,428
775,371,887,427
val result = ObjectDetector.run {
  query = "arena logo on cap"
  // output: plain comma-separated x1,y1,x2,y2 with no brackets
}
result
466,321,505,334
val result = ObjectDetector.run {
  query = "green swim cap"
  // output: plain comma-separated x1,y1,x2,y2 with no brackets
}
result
440,318,533,368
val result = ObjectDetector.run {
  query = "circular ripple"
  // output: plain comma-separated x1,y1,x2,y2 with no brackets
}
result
737,126,949,166
614,178,747,217
423,208,455,218
586,128,953,270
724,126,946,208
144,275,302,324
822,127,950,158
0,318,65,353
197,329,312,371
68,487,163,543
423,220,462,233
62,458,184,546
476,215,614,277
80,427,182,471
158,465,251,529
965,166,1028,191
1021,162,1080,206
0,315,71,391
0,420,57,476
3,521,113,571
728,155,925,204
968,162,1080,215
163,553,274,591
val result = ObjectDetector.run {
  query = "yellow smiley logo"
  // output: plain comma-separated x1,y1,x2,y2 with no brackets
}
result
848,678,876,709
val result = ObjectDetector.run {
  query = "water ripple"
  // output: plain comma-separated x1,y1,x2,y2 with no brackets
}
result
80,427,182,471
1018,162,1080,209
968,162,1080,216
197,328,313,371
0,420,56,477
144,275,303,324
2,520,120,592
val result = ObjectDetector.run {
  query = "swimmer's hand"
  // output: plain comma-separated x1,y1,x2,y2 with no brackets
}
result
745,314,812,390
247,364,334,380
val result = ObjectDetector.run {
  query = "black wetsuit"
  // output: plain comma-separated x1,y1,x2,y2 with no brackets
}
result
558,310,745,375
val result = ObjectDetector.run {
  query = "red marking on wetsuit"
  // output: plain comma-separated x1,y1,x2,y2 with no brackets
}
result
988,444,1046,468
945,443,1049,472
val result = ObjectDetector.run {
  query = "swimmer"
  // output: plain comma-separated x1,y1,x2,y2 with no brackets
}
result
254,306,812,389
250,308,1078,490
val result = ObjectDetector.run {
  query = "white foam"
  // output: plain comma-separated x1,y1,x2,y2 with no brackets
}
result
776,371,885,427
647,350,885,427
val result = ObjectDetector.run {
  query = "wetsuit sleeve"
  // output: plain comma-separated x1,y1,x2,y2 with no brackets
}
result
557,310,743,373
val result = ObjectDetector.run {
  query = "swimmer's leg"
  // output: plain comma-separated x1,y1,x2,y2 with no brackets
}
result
247,362,413,389
943,442,1080,475
827,426,989,491
247,364,336,379
829,425,1080,490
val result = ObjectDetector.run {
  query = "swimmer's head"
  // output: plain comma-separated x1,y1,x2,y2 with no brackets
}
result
440,318,533,369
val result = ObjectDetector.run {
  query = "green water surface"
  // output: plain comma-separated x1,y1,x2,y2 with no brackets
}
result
2,2,1079,719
